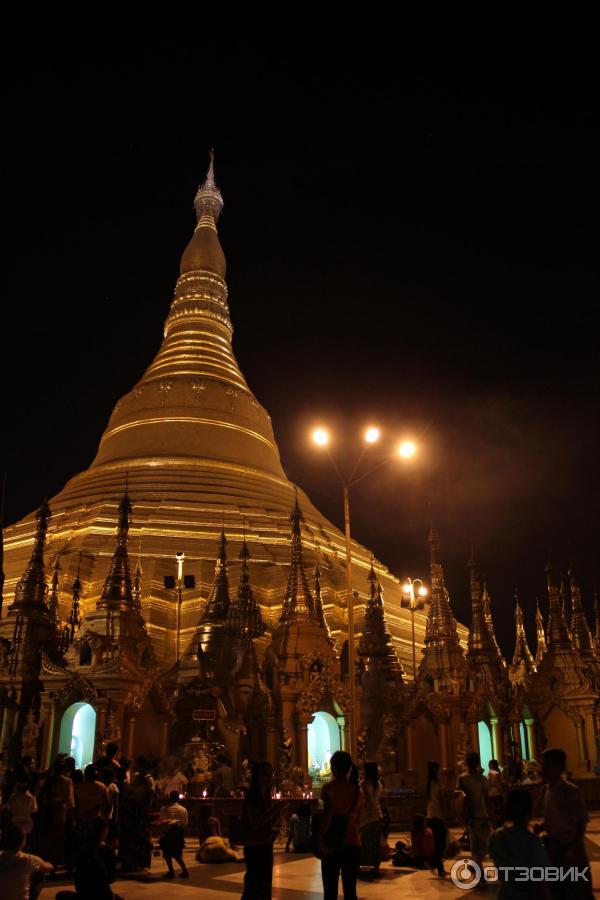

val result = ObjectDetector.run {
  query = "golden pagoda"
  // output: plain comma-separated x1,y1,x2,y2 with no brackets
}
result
2,154,434,677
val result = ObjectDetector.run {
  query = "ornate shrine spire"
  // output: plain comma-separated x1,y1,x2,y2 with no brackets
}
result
545,558,573,650
535,598,547,666
13,500,50,608
358,558,403,678
202,528,231,623
467,548,498,659
313,548,333,640
66,555,82,646
560,576,572,638
482,580,504,665
417,525,465,690
509,590,535,684
595,593,600,653
97,491,134,609
228,534,265,639
132,554,143,613
279,495,318,626
48,556,61,624
569,565,595,659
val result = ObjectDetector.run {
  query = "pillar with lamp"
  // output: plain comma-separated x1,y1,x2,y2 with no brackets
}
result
402,577,429,681
311,424,419,759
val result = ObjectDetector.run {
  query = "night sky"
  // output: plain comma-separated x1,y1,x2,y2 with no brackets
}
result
4,41,599,658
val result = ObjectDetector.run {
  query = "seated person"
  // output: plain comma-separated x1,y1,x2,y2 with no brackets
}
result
392,814,434,868
285,801,312,852
196,806,238,863
0,825,53,900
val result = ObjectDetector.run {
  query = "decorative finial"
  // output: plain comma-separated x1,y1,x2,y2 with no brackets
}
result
194,150,223,220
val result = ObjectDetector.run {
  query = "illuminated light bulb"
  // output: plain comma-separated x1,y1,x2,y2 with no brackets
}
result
418,585,428,597
398,440,417,459
364,426,380,444
312,427,330,447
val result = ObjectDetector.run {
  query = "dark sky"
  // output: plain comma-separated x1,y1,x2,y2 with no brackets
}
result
3,40,599,658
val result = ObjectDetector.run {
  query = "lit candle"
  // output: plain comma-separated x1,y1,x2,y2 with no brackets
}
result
202,789,207,799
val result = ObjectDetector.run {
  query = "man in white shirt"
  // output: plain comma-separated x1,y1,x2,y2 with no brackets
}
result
0,825,53,900
159,790,189,878
457,751,491,867
6,781,38,838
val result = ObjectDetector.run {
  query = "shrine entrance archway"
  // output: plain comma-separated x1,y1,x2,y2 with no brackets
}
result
58,702,96,770
307,711,341,779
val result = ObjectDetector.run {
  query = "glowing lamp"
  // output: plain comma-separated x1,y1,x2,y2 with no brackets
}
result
402,582,412,595
398,440,417,459
364,426,380,444
418,585,428,597
312,427,330,447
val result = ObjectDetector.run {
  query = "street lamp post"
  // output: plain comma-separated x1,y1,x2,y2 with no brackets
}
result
312,426,418,759
402,577,428,681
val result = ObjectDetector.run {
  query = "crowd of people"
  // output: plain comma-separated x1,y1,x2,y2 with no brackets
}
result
0,743,594,899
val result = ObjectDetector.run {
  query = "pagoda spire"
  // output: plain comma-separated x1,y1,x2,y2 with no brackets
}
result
227,534,265,639
12,500,50,608
595,593,600,653
509,590,535,684
202,528,231,622
97,491,134,609
279,495,317,626
418,525,465,689
358,558,403,678
91,150,286,481
545,558,573,650
48,556,61,624
569,565,595,659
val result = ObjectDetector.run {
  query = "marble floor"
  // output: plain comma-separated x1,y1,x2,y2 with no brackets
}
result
39,816,600,899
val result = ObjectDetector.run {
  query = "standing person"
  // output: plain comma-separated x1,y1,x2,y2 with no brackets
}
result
36,755,75,867
73,816,124,900
119,756,154,871
319,751,364,900
425,760,447,877
539,747,592,900
487,759,504,827
75,764,111,825
489,789,548,900
241,760,285,899
359,762,383,879
0,825,53,900
457,751,490,868
4,771,38,847
158,790,189,878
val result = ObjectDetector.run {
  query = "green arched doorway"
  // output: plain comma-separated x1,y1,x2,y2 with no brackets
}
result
307,711,341,780
58,702,97,769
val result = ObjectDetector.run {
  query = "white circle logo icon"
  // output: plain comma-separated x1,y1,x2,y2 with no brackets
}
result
451,858,482,889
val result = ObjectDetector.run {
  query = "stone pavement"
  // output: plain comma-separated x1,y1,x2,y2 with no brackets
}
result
40,814,600,899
